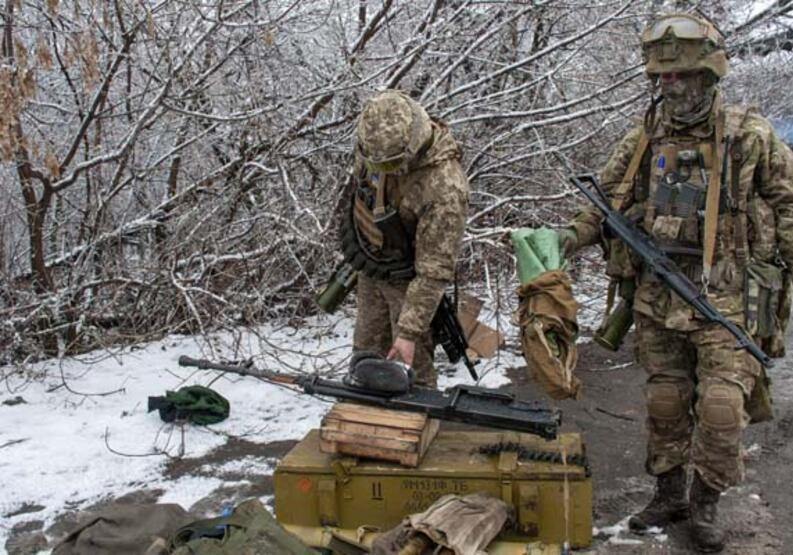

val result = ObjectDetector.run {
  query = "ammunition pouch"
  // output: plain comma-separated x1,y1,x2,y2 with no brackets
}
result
746,366,774,424
745,262,784,341
744,262,789,424
653,177,705,218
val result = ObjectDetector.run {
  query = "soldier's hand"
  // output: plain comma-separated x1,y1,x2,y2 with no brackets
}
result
558,228,579,259
387,337,415,367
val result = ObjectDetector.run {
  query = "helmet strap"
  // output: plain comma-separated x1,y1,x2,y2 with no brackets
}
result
644,93,663,135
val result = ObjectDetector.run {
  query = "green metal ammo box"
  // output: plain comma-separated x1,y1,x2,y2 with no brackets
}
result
274,429,592,550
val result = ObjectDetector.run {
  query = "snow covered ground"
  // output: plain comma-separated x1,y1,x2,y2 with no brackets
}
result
0,306,525,551
0,275,608,552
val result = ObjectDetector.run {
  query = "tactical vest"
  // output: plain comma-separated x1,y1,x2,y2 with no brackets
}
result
607,104,779,289
340,169,417,281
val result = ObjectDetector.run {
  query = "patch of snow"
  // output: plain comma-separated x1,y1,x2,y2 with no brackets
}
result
198,456,278,477
608,536,644,545
596,515,631,537
0,311,520,547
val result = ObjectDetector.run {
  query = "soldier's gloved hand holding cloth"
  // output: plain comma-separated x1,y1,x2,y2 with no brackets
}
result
511,227,581,400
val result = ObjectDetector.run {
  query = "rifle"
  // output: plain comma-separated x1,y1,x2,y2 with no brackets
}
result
432,293,479,381
562,166,773,369
178,355,560,439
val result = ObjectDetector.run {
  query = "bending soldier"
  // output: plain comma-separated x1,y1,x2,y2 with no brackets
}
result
559,14,793,553
345,90,469,387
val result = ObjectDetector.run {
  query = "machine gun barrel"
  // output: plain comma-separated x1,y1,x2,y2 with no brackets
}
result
178,355,560,439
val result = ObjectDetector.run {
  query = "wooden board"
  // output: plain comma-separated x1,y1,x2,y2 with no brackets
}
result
319,402,439,467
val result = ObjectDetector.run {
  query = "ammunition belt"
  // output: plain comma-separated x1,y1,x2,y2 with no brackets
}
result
340,200,415,281
477,441,592,477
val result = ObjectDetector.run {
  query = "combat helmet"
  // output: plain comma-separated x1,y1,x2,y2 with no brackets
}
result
355,90,433,174
641,13,728,79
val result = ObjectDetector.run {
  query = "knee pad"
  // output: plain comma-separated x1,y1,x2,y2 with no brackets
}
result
698,382,743,431
646,381,689,421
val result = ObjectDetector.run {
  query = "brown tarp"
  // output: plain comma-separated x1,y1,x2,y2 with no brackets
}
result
514,270,581,400
372,492,512,555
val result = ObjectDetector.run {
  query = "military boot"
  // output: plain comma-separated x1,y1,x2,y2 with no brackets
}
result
689,472,725,553
628,466,690,532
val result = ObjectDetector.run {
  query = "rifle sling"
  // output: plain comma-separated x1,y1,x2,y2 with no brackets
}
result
702,100,725,287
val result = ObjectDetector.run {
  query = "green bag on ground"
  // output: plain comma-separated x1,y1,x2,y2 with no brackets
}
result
168,499,314,555
148,385,230,425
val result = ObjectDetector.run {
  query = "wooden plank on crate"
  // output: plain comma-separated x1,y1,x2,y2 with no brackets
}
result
418,418,440,458
321,428,418,451
319,402,439,467
322,439,422,467
325,402,427,430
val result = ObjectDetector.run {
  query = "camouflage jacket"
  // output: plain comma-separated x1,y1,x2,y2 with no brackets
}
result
353,120,469,341
570,96,793,329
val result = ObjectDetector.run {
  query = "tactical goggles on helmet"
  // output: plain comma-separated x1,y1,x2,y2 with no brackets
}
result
358,144,408,174
641,15,723,45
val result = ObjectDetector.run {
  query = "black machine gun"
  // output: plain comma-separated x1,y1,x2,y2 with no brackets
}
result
178,356,561,439
432,293,479,381
563,166,773,369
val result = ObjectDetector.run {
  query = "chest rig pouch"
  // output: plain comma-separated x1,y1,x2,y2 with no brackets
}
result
646,142,724,260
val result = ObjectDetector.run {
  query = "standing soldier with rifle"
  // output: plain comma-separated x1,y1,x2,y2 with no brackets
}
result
321,90,469,388
558,13,793,553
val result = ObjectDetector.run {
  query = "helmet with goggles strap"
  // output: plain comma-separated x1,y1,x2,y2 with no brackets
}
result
641,13,728,79
356,90,433,175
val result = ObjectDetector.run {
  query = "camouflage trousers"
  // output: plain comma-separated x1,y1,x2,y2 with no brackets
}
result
635,313,760,491
353,274,436,387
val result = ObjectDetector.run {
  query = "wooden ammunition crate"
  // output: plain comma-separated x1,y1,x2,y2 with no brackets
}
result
275,429,592,549
319,402,439,467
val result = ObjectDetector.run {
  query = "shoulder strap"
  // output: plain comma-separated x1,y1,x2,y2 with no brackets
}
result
701,101,726,288
612,130,649,211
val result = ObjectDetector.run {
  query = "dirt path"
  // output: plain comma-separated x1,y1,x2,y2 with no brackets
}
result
6,334,793,554
507,331,793,554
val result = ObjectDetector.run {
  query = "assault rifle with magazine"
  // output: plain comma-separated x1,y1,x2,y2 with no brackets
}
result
431,293,479,381
563,167,773,369
178,356,561,439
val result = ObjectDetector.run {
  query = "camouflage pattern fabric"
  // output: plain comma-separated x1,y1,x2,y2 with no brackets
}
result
353,273,437,387
635,314,758,491
659,71,716,125
568,92,793,492
571,95,793,330
351,104,469,379
356,90,433,165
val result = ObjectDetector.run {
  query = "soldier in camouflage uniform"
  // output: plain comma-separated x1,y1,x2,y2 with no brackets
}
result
347,90,469,387
559,14,793,553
